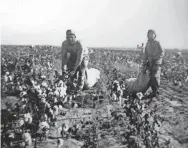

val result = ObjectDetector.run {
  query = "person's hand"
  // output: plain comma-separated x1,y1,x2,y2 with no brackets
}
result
142,65,147,74
70,70,76,76
62,70,67,76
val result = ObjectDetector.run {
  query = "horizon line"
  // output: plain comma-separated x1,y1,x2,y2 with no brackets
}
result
1,44,188,50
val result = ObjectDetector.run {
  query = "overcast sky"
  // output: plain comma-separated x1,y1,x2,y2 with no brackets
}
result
1,0,188,49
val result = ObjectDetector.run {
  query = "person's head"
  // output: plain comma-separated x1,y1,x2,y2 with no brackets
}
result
147,29,156,40
66,29,76,45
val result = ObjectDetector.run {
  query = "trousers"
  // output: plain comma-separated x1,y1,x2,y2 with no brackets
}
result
148,63,161,93
67,55,89,90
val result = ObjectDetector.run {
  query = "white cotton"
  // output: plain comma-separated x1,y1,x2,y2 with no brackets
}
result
73,103,78,108
57,138,64,148
18,119,25,127
118,96,123,107
185,76,188,82
21,98,26,102
46,102,51,108
41,75,46,79
63,96,68,104
24,113,31,122
41,81,48,88
59,86,67,98
112,93,117,101
38,121,50,134
22,104,26,110
41,92,47,98
58,105,63,111
53,105,59,116
30,79,35,85
28,117,32,124
62,125,69,132
43,114,48,121
19,86,23,91
38,89,42,95
58,80,64,87
136,92,144,100
8,75,13,81
9,133,15,138
48,91,53,96
24,115,29,122
20,91,27,97
49,108,53,115
4,75,8,82
41,98,46,103
22,132,32,146
35,85,40,90
54,97,58,103
54,90,59,97
5,71,9,75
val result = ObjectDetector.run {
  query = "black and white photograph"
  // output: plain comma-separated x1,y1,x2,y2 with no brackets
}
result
1,0,188,147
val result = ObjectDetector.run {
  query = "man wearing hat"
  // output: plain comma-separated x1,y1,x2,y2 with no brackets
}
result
61,29,89,92
142,29,165,97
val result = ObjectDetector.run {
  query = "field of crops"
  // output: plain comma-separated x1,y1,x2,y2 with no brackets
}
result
1,45,188,148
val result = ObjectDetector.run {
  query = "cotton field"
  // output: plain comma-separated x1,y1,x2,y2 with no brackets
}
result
1,45,188,148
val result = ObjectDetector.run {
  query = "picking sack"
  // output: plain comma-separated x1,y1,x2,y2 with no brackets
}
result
124,71,150,93
84,68,100,89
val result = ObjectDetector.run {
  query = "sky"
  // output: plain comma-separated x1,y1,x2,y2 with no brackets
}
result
1,0,188,49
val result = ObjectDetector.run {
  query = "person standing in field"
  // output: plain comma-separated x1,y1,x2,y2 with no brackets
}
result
142,29,165,97
61,29,89,92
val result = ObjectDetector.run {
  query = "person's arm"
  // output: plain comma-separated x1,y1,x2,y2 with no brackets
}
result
73,41,83,72
156,41,165,65
61,42,67,71
142,44,148,67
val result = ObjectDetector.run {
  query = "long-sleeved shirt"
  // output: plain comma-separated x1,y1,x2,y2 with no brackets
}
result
143,40,165,65
61,40,88,71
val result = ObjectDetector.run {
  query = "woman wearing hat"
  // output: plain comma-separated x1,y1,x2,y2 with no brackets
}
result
61,29,89,92
142,29,165,97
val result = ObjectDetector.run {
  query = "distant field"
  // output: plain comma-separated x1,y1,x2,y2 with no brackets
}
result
1,45,188,148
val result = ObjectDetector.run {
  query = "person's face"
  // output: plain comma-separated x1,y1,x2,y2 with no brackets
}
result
148,32,155,40
67,33,76,45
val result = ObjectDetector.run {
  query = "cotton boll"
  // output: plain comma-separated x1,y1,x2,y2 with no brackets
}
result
49,108,53,115
24,113,30,122
19,86,23,91
53,105,59,116
8,133,15,139
136,92,144,100
22,132,32,146
20,141,26,147
73,103,78,108
4,75,8,82
58,105,63,111
38,121,50,134
54,90,59,97
5,71,9,75
46,102,51,108
63,96,68,104
8,75,13,81
54,97,58,103
18,119,25,127
41,81,48,88
43,114,48,121
41,97,46,103
41,75,46,79
57,138,64,148
20,91,27,98
27,116,33,124
112,93,117,101
59,87,67,98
